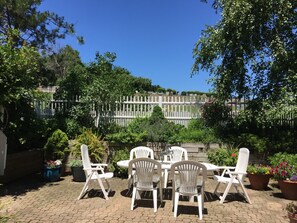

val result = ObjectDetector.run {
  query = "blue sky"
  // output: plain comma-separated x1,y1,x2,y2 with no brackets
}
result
39,0,220,93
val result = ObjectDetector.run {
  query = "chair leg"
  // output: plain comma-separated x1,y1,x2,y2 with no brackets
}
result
238,180,252,204
153,189,157,212
198,194,203,220
77,173,92,200
131,187,137,210
219,177,235,204
94,172,109,200
159,186,163,204
213,181,221,197
163,169,168,189
174,192,179,217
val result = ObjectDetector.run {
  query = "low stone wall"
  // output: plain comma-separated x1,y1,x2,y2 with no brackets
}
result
0,149,43,183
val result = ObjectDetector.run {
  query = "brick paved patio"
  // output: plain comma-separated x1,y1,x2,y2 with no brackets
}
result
0,173,291,222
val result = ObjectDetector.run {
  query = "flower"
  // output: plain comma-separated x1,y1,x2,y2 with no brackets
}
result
271,161,297,181
207,147,238,166
247,164,272,175
44,159,62,169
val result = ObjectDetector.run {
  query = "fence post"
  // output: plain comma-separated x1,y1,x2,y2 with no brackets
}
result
158,95,162,108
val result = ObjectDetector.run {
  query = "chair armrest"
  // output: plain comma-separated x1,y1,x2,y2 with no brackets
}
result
83,167,105,171
227,171,247,175
217,166,236,176
91,163,108,167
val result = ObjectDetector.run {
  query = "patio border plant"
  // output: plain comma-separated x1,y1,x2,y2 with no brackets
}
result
207,145,238,166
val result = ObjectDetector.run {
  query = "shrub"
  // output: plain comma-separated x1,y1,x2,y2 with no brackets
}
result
207,145,238,166
201,102,231,128
73,128,106,162
44,129,69,160
268,152,297,167
236,133,268,153
109,148,130,177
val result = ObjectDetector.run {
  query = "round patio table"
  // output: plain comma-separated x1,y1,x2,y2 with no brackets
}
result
117,160,219,188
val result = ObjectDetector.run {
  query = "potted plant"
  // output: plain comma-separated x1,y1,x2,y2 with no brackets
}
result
68,159,86,182
286,202,297,223
271,161,297,200
43,159,62,182
247,164,272,190
43,129,69,177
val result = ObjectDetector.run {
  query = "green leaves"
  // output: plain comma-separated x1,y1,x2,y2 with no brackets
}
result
193,0,297,103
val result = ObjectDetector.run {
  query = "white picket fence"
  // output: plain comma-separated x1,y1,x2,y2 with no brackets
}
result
34,94,247,127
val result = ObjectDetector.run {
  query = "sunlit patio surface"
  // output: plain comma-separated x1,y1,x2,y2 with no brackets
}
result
0,174,291,223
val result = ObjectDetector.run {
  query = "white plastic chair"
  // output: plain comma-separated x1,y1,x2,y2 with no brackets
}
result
164,146,188,188
128,146,154,188
213,147,252,204
129,146,154,160
128,158,163,212
171,161,207,219
78,144,114,200
169,146,188,162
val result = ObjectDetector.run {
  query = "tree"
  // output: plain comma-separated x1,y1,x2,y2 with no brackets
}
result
192,0,297,103
43,45,83,83
0,0,83,49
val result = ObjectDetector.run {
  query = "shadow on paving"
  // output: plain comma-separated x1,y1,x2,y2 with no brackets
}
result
0,173,53,198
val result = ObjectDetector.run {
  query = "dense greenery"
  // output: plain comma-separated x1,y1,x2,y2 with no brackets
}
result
193,0,297,103
72,128,106,162
0,0,83,49
207,146,239,166
43,129,69,160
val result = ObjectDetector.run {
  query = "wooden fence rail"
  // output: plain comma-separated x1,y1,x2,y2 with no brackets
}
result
34,94,248,127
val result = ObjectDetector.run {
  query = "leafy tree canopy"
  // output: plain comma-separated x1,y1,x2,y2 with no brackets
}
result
0,0,83,49
0,31,40,105
193,0,297,103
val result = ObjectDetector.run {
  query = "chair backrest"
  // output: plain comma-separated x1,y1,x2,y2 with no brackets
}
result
130,146,154,160
171,160,207,195
235,148,250,181
80,144,92,176
169,146,188,162
128,158,161,190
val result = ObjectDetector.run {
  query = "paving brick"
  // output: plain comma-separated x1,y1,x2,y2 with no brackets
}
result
0,174,291,222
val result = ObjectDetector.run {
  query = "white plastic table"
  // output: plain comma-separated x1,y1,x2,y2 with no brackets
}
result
117,160,219,188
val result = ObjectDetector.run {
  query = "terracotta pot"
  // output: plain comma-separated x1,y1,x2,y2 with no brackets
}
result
248,174,272,190
288,213,297,223
278,180,297,200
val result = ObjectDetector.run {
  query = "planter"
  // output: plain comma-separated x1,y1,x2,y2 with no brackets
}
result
43,166,61,182
278,180,297,200
248,173,272,190
71,166,86,182
288,213,297,223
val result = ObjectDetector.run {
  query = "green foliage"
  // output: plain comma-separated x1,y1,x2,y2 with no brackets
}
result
201,102,232,127
207,146,238,166
173,119,219,144
268,152,297,167
44,129,69,160
236,133,268,153
193,0,297,103
109,148,130,177
106,131,147,144
44,45,83,84
0,0,83,49
149,106,165,123
247,165,272,175
73,129,105,162
67,159,83,167
271,161,297,180
0,34,40,105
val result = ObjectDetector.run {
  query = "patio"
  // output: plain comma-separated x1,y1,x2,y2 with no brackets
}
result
0,173,291,223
